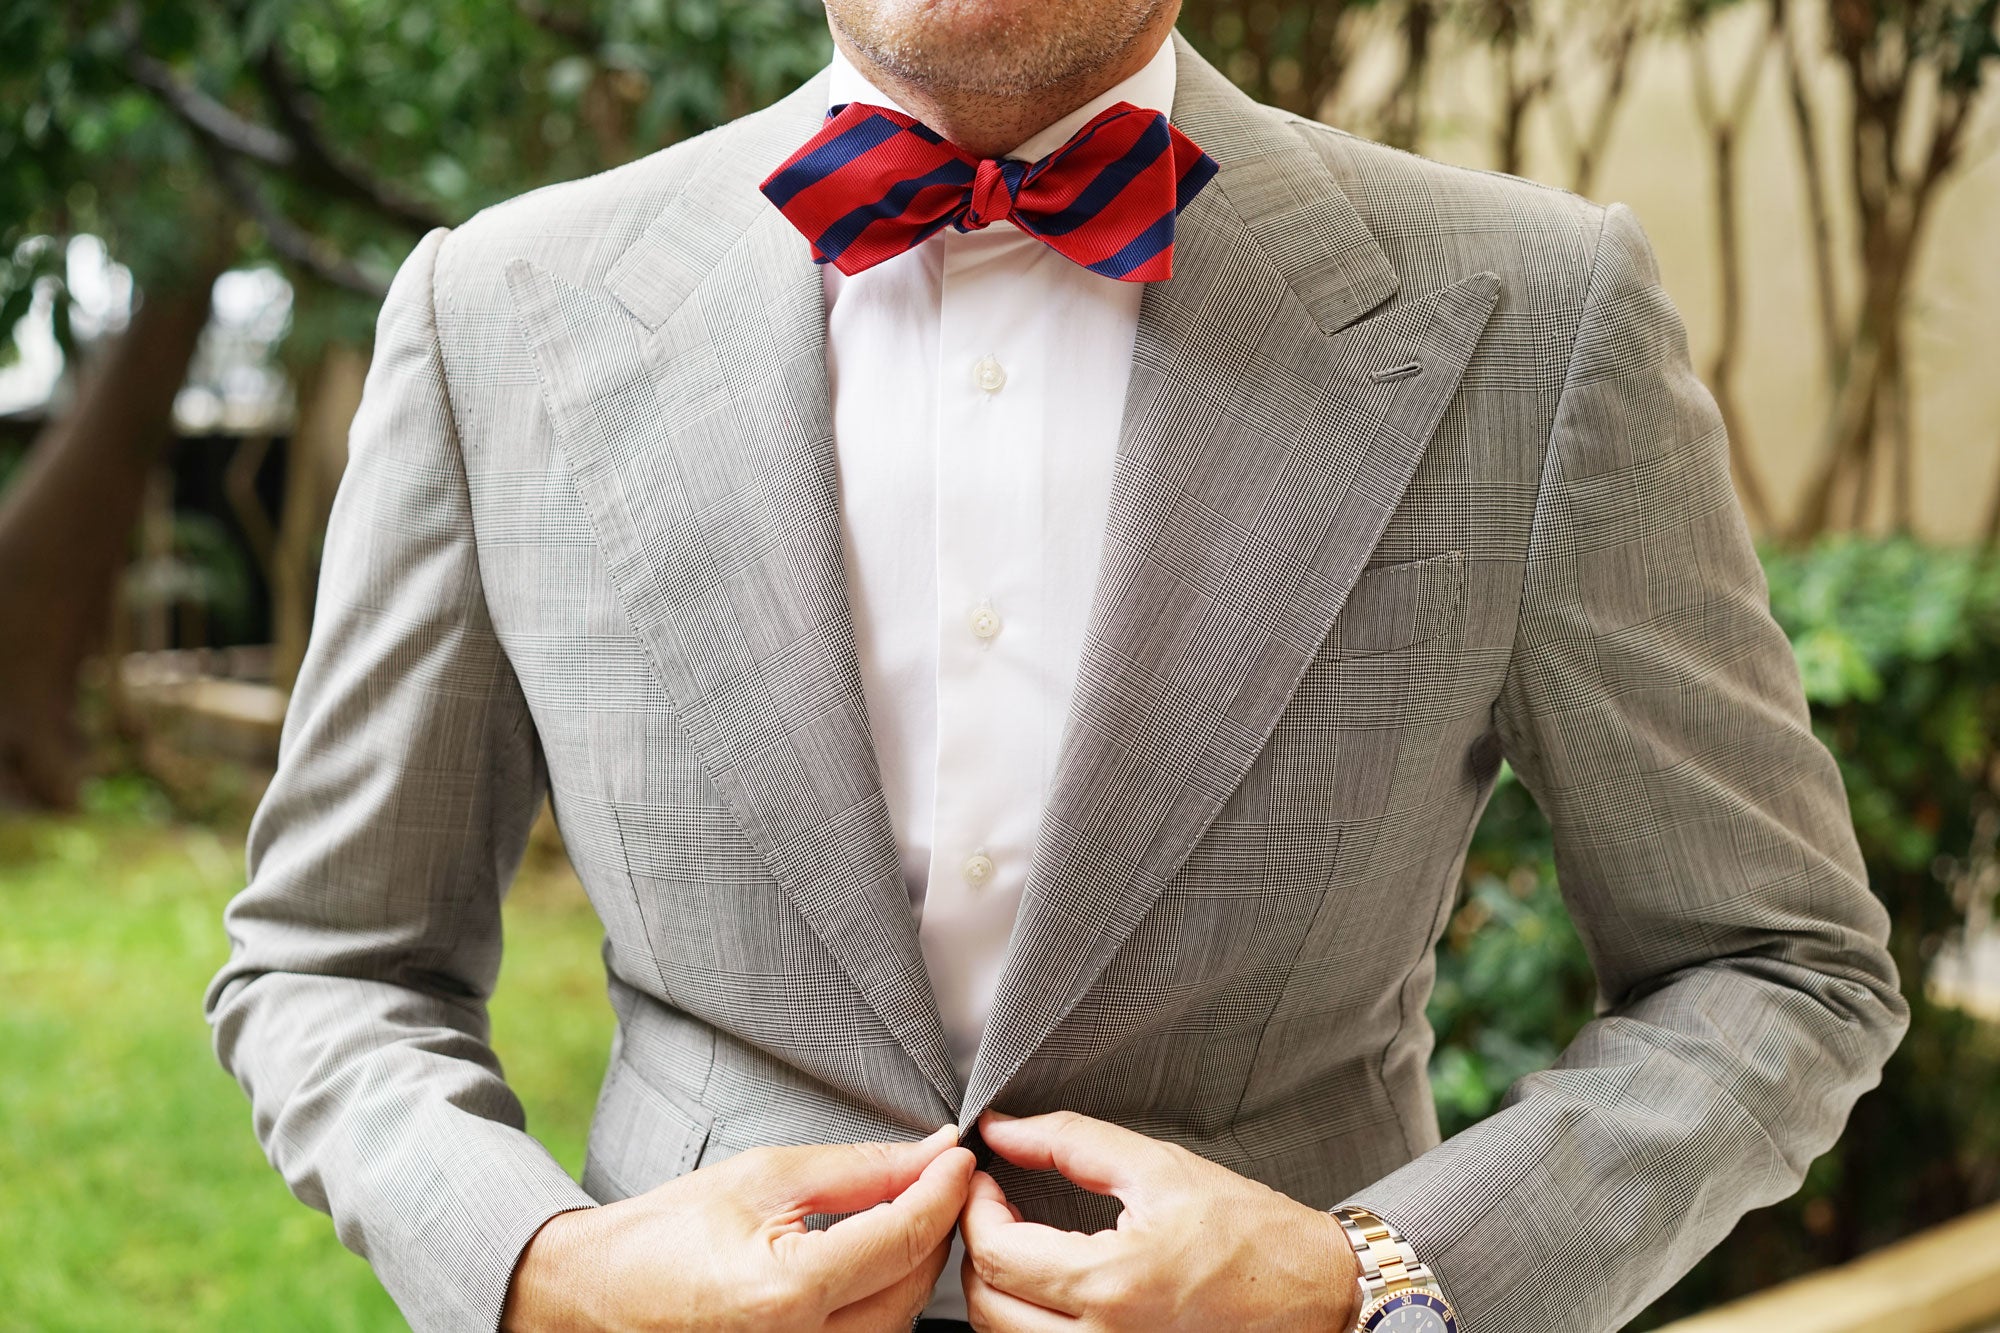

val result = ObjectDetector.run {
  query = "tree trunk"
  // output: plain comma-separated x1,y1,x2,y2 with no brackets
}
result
1496,33,1529,176
1707,123,1777,532
271,342,369,690
1383,0,1436,152
1793,279,1890,540
0,264,223,808
1787,8,1974,543
1689,12,1779,532
1773,0,1844,387
1567,11,1642,198
1883,323,1912,533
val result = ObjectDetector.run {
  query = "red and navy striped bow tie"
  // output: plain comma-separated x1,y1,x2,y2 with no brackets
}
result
759,99,1219,282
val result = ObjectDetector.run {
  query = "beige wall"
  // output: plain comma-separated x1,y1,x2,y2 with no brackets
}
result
1332,5,2000,543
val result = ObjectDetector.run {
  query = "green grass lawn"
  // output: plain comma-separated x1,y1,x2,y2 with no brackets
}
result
0,787,614,1332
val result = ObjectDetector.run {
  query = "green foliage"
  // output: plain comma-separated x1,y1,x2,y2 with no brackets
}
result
2,4,209,289
1770,538,2000,915
1427,772,1593,1138
1430,536,2000,1324
1,0,833,358
0,789,613,1332
0,236,70,367
0,440,26,490
1844,0,2000,94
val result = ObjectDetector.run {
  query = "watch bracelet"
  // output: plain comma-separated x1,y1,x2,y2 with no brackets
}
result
1330,1205,1442,1321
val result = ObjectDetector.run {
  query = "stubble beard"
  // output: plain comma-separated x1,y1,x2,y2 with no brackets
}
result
825,0,1173,99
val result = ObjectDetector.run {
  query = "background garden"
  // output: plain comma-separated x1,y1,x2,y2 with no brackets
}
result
3,0,1999,1329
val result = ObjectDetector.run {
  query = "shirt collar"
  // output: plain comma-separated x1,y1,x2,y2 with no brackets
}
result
824,27,1178,164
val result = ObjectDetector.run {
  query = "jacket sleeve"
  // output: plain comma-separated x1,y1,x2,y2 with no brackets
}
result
1340,202,1908,1333
203,226,598,1333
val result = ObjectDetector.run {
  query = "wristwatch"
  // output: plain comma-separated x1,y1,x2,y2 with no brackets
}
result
1329,1205,1458,1332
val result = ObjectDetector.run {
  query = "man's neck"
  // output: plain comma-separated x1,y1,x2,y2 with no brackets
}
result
825,13,1180,160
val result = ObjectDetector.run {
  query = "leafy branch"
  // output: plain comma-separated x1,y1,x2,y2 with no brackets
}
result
113,2,441,296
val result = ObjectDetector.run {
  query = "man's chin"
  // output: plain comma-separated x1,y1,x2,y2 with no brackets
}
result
827,0,1158,98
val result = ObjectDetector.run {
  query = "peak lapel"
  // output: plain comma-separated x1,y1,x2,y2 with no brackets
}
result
505,68,962,1117
959,30,1501,1122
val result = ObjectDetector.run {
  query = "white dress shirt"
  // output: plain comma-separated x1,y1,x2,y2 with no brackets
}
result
821,29,1177,1320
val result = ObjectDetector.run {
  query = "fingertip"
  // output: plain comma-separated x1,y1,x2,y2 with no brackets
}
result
888,1123,957,1169
977,1126,1034,1171
913,1150,970,1201
903,1123,955,1156
923,1142,975,1176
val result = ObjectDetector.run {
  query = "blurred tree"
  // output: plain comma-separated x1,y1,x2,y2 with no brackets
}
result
1461,0,1555,176
1179,0,1367,118
1183,0,1996,550
0,2,237,805
1685,0,1782,529
0,255,225,806
1784,0,2000,538
0,0,833,806
1545,0,1653,194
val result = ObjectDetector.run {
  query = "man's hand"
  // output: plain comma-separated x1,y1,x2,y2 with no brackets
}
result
501,1123,975,1332
959,1110,1359,1332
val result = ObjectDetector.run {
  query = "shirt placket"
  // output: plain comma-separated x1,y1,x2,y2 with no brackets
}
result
921,226,1049,1078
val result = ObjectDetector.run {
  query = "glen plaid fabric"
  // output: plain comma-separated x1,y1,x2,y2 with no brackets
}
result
758,98,1218,279
206,27,1906,1333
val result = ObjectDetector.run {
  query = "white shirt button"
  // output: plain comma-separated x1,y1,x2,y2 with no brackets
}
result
962,850,995,887
972,355,1007,394
968,600,1002,641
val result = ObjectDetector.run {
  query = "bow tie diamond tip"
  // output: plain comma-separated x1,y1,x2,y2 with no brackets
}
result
760,99,1218,282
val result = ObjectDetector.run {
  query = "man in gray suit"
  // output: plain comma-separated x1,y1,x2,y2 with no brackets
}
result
205,0,1908,1329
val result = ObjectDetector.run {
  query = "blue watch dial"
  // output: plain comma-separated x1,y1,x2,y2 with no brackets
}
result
1362,1291,1456,1333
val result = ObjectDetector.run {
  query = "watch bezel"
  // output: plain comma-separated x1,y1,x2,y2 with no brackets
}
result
1358,1288,1458,1332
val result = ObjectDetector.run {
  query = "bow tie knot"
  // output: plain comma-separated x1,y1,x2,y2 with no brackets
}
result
963,157,1026,231
760,98,1219,282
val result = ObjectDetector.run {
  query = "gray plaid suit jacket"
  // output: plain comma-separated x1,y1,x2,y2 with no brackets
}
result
206,27,1907,1333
